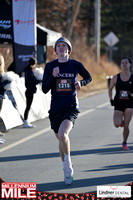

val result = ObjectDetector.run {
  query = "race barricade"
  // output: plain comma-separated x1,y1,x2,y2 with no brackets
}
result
0,77,51,131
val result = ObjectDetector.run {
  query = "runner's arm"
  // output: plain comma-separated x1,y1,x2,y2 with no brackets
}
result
42,65,56,94
78,63,92,86
108,75,117,101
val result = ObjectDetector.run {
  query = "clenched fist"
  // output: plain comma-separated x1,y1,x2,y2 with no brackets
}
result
53,67,59,77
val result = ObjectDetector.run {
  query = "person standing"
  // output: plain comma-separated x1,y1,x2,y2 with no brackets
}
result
0,54,7,112
108,57,133,150
23,57,41,128
0,54,11,141
42,37,92,185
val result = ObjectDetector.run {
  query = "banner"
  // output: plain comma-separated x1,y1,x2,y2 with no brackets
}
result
0,0,13,44
12,0,36,75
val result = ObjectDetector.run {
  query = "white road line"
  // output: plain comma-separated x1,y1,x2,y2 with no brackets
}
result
0,102,109,153
78,101,109,117
96,101,109,108
0,127,51,153
78,109,95,117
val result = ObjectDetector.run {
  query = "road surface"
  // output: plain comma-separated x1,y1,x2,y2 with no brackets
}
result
0,90,133,194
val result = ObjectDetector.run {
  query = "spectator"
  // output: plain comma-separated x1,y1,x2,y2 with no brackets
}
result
0,54,11,140
23,57,42,128
3,70,24,121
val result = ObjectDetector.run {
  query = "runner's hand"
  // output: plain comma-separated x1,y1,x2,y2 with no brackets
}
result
53,67,59,77
74,81,81,90
110,99,115,106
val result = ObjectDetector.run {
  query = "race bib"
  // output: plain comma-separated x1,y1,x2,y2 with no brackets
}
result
119,90,129,99
56,79,72,91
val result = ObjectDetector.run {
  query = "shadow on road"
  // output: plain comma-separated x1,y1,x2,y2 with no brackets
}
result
0,144,133,162
37,173,133,193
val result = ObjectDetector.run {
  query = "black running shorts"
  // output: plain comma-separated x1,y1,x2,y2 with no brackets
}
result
114,101,133,112
49,109,79,133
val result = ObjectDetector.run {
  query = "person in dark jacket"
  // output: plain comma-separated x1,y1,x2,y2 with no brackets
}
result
23,57,41,128
108,57,133,150
42,37,92,185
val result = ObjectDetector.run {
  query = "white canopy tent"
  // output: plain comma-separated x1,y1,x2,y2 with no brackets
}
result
37,24,62,47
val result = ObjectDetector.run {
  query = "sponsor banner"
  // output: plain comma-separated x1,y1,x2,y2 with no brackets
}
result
0,0,13,43
12,0,36,46
12,0,36,75
13,43,35,75
0,179,133,200
1,182,36,199
97,185,131,198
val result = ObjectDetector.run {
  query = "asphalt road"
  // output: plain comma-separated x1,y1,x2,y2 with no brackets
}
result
0,90,133,194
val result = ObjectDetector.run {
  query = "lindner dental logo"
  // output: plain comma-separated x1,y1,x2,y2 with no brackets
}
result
97,186,131,198
1,182,36,199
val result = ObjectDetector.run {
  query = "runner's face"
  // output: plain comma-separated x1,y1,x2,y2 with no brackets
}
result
121,59,131,70
56,42,69,56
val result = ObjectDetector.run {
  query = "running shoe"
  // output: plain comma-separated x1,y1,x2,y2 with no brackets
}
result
63,161,74,185
23,120,34,128
0,138,5,144
122,142,129,150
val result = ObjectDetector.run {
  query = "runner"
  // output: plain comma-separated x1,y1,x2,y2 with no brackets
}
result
108,57,133,150
42,37,92,185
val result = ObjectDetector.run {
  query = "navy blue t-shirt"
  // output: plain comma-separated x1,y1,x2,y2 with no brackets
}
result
42,59,92,112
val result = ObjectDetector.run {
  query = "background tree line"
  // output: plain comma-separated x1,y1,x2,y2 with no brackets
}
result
37,0,133,65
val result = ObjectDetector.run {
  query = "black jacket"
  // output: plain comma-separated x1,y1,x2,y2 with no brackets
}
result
24,66,41,93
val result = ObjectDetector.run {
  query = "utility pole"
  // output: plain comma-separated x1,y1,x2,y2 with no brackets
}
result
95,0,101,62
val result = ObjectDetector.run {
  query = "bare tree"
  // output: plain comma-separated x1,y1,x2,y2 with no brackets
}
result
66,0,82,39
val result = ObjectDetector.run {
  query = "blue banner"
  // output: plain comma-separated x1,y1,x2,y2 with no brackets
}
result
12,0,36,75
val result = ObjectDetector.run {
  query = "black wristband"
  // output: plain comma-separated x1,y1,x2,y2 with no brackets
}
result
80,80,86,87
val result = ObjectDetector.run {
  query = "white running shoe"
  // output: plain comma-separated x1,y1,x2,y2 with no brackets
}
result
23,120,34,128
63,161,74,185
0,138,5,144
